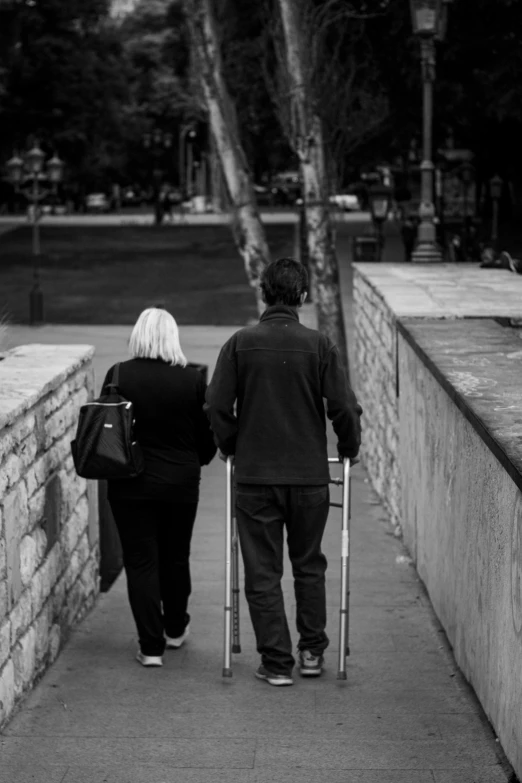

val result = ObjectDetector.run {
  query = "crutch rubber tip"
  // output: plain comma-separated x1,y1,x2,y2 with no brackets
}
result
337,671,348,681
222,668,233,678
232,644,241,653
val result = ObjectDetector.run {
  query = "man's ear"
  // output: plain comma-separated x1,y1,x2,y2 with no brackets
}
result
299,291,308,306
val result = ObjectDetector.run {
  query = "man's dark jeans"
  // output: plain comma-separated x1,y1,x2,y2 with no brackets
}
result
235,483,330,675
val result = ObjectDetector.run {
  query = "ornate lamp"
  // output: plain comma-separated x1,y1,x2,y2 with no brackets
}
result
490,175,503,201
369,184,392,224
369,184,392,261
408,0,453,262
6,154,24,186
410,0,441,37
47,154,64,185
26,143,45,175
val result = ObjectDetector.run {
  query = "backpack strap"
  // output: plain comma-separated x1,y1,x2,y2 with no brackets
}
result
105,363,120,391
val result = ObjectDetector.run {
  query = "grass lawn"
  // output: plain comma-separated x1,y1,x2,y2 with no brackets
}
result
0,224,294,325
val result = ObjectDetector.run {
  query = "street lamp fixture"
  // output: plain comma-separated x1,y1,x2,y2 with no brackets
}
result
409,0,453,263
5,142,64,324
369,184,392,262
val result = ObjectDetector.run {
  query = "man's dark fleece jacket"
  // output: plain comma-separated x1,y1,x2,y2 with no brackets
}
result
205,305,362,485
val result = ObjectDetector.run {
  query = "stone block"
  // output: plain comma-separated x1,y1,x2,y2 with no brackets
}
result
0,659,15,728
47,434,74,474
33,526,48,563
0,536,6,581
65,533,90,592
18,434,38,472
10,589,32,646
3,483,28,608
25,455,47,499
12,626,36,697
60,471,88,524
34,604,51,671
80,552,100,598
0,583,7,621
0,453,21,497
52,576,66,622
28,486,46,530
19,535,38,587
0,618,10,670
43,382,71,418
48,623,61,663
86,480,99,548
0,414,36,466
44,391,87,450
42,472,63,553
63,498,89,557
64,578,85,627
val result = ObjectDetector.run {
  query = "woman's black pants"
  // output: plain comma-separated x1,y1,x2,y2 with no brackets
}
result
109,496,198,656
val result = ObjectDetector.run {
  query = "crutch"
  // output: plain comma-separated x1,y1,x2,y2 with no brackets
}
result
223,456,241,677
328,457,351,680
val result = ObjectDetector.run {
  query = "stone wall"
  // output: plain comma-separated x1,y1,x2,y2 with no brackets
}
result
352,266,401,528
0,344,98,728
399,335,522,778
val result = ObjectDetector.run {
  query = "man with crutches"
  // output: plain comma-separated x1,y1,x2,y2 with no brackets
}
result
206,258,362,686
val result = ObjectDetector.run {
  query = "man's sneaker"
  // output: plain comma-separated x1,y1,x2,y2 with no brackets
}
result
255,665,293,686
136,650,163,667
165,624,190,649
298,649,324,677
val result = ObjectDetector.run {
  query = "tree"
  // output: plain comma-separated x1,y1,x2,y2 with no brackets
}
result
184,0,270,312
0,0,131,189
269,0,349,372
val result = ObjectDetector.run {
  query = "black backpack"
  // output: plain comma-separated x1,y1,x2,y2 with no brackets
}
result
71,363,144,480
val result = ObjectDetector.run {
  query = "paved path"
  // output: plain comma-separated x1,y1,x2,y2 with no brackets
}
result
0,237,513,782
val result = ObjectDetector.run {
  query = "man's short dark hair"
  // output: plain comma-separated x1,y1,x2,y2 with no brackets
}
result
260,257,309,307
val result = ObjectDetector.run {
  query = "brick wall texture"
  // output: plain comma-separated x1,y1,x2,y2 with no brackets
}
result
353,268,401,529
0,345,98,728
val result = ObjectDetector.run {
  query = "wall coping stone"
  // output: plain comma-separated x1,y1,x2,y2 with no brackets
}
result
353,263,522,319
0,344,95,430
398,318,522,492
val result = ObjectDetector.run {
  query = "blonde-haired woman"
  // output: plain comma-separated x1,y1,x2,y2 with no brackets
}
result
102,307,216,667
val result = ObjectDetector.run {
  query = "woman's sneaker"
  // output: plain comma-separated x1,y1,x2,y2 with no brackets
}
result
298,650,324,677
166,624,190,649
255,665,293,686
136,650,163,667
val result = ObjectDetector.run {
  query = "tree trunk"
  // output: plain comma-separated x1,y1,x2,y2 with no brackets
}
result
186,0,270,313
277,0,349,376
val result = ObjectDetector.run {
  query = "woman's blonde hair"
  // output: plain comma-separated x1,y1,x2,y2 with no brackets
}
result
129,307,187,367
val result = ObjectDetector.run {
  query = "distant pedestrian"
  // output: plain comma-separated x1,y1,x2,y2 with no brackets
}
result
206,258,362,686
102,307,217,667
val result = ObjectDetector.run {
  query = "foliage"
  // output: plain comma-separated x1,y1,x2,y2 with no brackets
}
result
0,0,132,188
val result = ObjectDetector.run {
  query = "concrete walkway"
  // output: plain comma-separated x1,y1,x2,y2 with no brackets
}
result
0,240,514,781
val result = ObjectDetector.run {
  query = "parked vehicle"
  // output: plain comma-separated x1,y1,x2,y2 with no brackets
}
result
85,193,110,213
329,192,361,212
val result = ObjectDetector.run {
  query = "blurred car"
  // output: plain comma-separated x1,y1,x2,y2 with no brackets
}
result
329,193,361,211
121,188,143,207
85,193,110,213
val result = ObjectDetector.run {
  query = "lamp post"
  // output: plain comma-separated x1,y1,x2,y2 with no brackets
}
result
490,175,503,250
143,129,173,225
6,143,64,324
459,160,475,260
409,0,452,263
369,184,392,262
